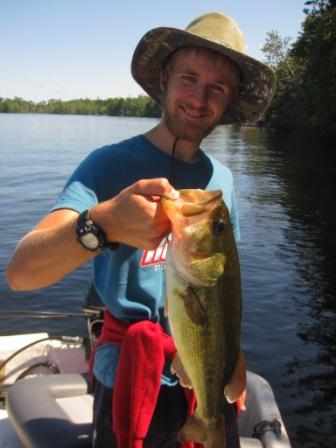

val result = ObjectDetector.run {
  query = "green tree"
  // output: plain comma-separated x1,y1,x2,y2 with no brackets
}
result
262,0,336,141
261,30,294,76
261,31,306,129
291,1,336,135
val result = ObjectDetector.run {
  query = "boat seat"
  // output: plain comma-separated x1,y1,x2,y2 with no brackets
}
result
6,373,93,448
240,437,263,447
7,373,265,448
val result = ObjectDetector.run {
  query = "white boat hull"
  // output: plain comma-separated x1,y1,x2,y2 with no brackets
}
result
0,333,291,448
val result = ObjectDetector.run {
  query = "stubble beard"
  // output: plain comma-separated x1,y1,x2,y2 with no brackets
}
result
162,104,219,144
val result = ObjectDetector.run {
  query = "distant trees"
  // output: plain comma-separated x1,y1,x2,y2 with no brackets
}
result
0,95,162,118
2,1,336,141
261,0,336,140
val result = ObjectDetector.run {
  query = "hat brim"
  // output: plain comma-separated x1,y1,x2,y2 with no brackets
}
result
131,27,276,124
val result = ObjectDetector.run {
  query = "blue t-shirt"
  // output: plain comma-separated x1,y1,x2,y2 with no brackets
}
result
51,134,240,388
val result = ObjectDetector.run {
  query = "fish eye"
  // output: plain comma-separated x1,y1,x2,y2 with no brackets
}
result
212,219,225,234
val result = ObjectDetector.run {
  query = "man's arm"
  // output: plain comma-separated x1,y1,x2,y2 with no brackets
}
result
6,178,179,291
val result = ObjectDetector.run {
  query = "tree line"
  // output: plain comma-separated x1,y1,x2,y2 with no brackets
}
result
261,0,336,141
0,96,162,118
1,1,335,140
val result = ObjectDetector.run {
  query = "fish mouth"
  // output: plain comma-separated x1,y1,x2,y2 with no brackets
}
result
162,189,222,221
161,189,224,241
178,189,222,210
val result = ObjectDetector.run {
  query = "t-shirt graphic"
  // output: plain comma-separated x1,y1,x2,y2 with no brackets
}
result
140,237,169,267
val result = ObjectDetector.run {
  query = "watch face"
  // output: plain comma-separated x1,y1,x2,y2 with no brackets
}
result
81,232,100,250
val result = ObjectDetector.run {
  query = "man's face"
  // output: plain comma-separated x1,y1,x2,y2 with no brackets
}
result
161,49,240,143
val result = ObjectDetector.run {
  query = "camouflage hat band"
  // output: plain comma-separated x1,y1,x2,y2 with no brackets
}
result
131,12,276,124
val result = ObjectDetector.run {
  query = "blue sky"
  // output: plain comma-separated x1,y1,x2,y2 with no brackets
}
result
0,0,306,101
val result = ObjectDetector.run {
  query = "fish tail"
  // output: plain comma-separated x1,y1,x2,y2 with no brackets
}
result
205,420,226,448
178,413,207,444
178,414,226,448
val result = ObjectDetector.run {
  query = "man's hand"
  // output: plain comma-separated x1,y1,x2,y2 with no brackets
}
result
91,178,179,249
6,178,178,291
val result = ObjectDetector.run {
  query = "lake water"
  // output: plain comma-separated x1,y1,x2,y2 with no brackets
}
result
0,113,335,447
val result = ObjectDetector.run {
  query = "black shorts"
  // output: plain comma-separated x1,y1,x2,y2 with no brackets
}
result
92,378,240,448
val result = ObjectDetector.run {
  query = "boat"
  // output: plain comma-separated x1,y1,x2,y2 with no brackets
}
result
0,306,292,448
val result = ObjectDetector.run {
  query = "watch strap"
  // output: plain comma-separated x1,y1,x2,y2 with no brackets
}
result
76,210,119,252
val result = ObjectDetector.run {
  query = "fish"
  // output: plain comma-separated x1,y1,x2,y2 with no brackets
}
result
161,189,245,448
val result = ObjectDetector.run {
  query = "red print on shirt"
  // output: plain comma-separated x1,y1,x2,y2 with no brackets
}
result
140,237,170,267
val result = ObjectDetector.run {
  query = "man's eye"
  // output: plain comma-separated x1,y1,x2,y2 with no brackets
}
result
211,84,225,94
182,75,196,83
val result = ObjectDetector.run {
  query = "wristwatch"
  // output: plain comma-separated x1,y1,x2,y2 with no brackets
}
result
76,210,119,252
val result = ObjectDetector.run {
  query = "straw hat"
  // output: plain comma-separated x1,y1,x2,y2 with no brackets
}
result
131,12,276,124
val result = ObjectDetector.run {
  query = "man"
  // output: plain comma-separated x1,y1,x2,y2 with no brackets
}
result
6,11,275,448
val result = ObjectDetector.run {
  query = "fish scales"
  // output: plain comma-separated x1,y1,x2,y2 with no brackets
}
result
162,189,243,447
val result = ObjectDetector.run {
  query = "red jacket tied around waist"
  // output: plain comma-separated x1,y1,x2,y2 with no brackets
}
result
90,309,201,448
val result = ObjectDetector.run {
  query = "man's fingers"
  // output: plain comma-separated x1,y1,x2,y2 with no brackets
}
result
93,178,177,249
130,178,179,200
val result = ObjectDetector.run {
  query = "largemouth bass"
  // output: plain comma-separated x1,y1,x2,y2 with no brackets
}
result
161,189,245,448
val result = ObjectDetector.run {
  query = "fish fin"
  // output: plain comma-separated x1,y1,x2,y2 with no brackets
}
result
178,413,226,448
171,354,193,388
184,286,207,326
224,347,247,403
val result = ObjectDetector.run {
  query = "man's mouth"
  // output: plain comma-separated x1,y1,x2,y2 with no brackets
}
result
181,106,207,120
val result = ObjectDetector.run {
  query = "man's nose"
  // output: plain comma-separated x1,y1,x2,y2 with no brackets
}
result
190,84,209,106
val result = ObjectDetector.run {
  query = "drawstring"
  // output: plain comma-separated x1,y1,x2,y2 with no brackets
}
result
168,137,179,188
